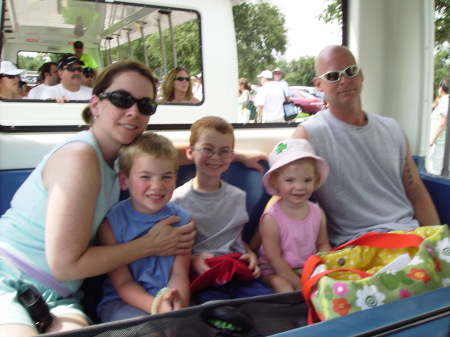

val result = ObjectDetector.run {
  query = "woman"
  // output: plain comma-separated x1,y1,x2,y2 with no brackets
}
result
0,61,25,99
0,60,195,335
237,78,252,123
160,66,200,103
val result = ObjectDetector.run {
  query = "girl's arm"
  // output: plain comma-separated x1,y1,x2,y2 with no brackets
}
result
316,208,332,252
98,219,156,314
44,143,195,282
260,214,301,290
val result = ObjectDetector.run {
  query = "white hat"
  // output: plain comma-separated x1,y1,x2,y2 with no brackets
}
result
0,61,25,76
257,70,273,79
263,138,329,195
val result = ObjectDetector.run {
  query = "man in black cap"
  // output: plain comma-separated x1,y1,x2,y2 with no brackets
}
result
81,67,95,88
40,54,92,101
73,40,99,76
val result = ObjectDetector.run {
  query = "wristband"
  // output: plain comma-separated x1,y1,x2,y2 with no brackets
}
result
151,287,171,314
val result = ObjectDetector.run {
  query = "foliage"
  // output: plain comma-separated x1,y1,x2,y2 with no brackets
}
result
435,0,450,45
318,0,343,26
103,20,200,80
233,1,288,82
434,44,450,89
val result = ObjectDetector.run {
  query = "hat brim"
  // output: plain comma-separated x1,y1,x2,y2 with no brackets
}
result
2,69,25,76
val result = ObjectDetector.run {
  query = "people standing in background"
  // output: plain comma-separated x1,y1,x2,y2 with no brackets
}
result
237,78,251,123
273,67,289,99
254,70,285,123
192,73,203,102
0,61,25,99
73,40,99,76
81,67,96,88
40,54,92,101
426,77,449,175
27,62,59,99
160,66,200,103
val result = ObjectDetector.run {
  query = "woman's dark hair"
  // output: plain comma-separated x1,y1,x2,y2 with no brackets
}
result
82,60,157,125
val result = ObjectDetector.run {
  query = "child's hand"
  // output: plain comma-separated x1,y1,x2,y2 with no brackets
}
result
157,288,181,313
239,252,261,278
192,253,215,274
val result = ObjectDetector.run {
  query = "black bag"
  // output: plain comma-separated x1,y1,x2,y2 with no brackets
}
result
245,100,257,120
18,284,53,333
283,101,297,121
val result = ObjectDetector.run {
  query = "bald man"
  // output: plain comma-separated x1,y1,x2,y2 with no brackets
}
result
292,45,440,246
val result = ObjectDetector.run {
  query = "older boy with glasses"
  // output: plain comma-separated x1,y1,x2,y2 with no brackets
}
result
39,54,92,101
171,116,273,304
292,45,440,247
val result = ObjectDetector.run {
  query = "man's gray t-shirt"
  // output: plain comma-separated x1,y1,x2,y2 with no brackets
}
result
303,109,418,246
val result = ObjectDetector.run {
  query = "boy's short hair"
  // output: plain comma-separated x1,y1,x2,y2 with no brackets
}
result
119,132,178,176
189,116,235,148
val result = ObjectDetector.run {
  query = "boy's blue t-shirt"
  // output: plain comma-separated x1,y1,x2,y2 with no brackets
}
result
97,199,191,314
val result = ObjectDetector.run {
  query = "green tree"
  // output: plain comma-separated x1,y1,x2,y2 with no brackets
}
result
285,56,316,86
104,20,200,80
233,1,288,81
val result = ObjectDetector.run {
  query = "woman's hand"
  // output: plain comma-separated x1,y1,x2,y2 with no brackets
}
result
143,216,195,256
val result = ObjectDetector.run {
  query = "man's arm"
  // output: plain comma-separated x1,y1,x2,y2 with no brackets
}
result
291,125,309,140
402,135,441,226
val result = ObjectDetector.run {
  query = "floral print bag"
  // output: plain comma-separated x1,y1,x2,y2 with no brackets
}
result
301,225,450,324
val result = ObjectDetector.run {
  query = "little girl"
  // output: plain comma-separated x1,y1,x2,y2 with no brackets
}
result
258,138,331,293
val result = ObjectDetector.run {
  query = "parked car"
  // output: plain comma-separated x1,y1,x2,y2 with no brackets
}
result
289,85,327,105
288,89,325,114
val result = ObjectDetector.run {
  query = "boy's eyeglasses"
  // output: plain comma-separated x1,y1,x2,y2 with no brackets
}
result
317,65,360,83
174,77,190,82
193,147,235,159
98,90,158,116
1,74,19,79
63,66,83,72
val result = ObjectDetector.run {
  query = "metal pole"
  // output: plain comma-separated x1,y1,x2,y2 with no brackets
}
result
114,34,123,60
136,21,148,67
105,36,113,64
123,28,133,60
157,17,167,75
167,13,177,67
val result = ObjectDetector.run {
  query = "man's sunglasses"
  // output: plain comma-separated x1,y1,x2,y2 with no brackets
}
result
98,90,157,116
63,66,83,72
1,74,19,79
174,77,190,82
317,65,360,83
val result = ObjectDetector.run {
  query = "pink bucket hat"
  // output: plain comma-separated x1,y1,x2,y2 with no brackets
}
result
263,138,329,195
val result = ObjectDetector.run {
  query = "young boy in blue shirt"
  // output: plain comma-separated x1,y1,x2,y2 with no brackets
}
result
97,132,192,322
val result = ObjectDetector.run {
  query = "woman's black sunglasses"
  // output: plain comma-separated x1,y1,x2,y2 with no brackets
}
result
98,90,157,116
